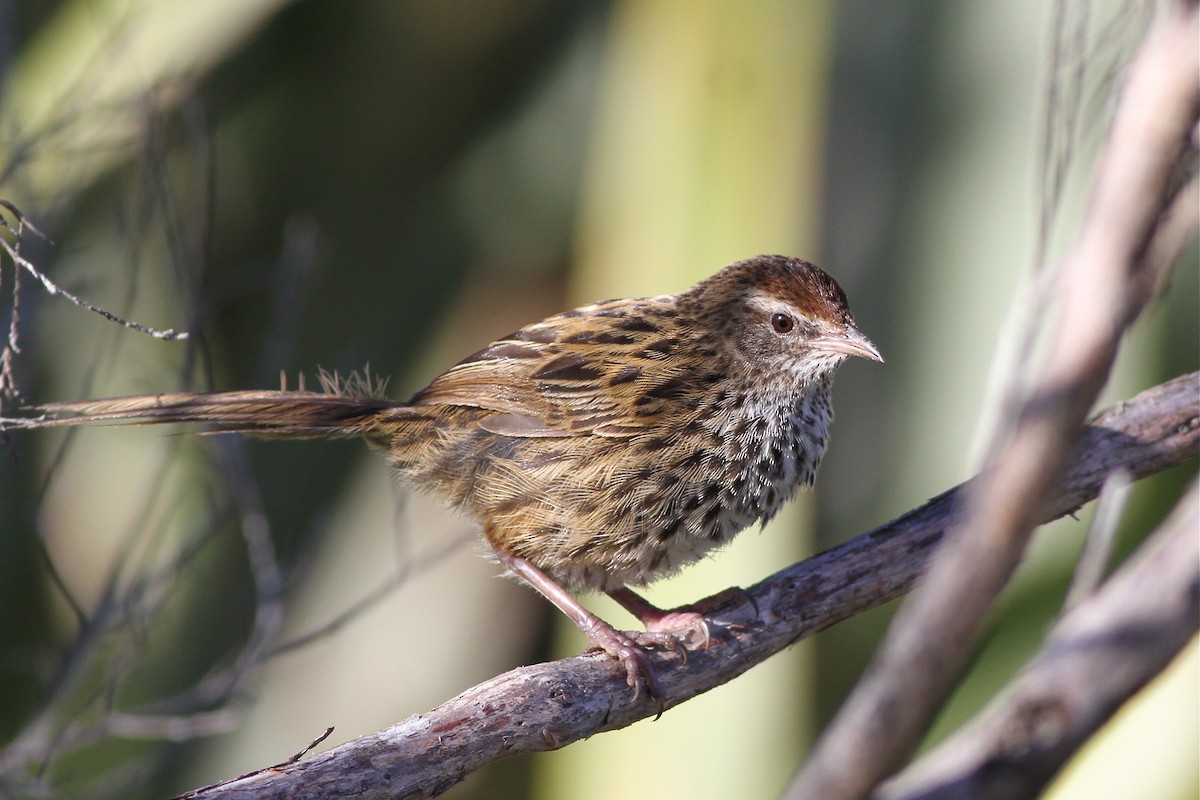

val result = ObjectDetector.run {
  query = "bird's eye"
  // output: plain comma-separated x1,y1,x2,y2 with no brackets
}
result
770,312,795,333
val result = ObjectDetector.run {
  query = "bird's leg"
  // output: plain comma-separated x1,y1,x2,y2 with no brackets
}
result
607,587,713,652
496,551,661,702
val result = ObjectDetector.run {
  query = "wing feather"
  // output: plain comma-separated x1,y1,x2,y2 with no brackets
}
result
408,297,701,438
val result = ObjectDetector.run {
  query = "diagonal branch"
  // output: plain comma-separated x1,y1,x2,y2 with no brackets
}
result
878,478,1199,800
173,373,1198,800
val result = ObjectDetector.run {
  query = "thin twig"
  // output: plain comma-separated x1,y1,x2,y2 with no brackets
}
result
0,200,189,341
267,530,471,660
1063,468,1128,609
172,727,336,800
279,727,335,768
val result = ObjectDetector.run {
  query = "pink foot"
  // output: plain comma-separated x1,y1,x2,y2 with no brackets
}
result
579,622,663,702
607,585,758,654
495,551,668,705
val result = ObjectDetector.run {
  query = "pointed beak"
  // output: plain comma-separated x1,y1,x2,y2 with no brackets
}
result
814,326,883,363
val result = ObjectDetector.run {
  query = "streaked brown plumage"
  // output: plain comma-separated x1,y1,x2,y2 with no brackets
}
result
3,254,881,699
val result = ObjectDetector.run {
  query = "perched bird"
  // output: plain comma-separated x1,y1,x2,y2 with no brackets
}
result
3,254,881,699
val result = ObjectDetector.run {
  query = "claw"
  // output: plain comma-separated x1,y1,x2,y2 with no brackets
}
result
584,624,663,705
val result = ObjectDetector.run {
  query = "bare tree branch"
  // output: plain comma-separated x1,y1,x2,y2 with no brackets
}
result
785,4,1199,797
169,373,1198,800
879,478,1199,800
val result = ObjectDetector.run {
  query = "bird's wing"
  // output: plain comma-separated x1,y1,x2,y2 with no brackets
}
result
409,297,703,438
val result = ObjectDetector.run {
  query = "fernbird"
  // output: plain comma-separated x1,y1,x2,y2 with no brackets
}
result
4,254,881,699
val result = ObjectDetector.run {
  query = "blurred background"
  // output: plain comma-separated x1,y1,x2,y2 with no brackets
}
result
0,1,1195,798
